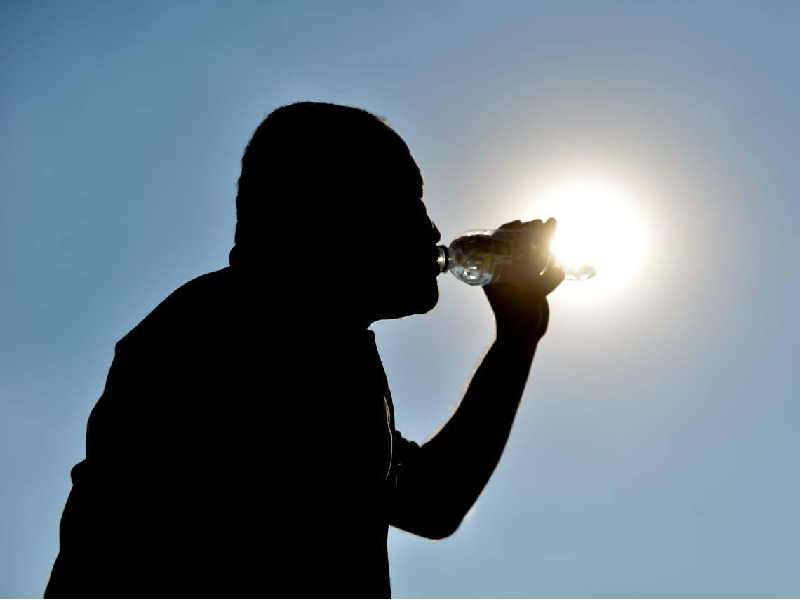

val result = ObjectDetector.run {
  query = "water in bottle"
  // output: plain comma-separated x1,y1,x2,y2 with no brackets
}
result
437,228,596,286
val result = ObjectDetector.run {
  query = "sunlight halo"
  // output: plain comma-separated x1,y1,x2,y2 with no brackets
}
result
523,177,651,295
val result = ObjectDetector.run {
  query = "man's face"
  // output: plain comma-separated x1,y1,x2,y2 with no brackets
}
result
364,168,442,323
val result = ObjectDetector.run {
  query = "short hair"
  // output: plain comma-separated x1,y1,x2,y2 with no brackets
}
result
234,102,423,251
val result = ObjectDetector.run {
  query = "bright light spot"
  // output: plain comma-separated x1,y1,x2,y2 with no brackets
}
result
525,178,650,293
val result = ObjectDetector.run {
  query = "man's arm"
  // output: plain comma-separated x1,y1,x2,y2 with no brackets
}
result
389,219,564,539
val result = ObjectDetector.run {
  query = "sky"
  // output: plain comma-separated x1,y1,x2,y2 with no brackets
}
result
1,0,799,597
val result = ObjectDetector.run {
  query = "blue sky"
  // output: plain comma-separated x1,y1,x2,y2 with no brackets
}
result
2,1,799,596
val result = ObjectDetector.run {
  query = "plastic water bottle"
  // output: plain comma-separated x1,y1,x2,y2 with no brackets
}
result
436,228,596,286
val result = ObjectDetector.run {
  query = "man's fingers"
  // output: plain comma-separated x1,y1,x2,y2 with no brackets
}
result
537,266,565,296
499,218,557,241
539,298,551,336
542,218,557,247
499,220,523,230
521,219,543,230
491,264,564,298
518,218,557,246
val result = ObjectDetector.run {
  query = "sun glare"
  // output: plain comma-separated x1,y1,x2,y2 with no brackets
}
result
525,178,650,292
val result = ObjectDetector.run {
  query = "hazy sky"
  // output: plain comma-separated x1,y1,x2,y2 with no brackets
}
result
2,1,799,597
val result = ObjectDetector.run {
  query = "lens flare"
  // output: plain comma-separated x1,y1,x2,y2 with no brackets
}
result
527,178,649,291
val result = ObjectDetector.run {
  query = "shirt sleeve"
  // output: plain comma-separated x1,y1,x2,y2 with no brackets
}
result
387,429,424,527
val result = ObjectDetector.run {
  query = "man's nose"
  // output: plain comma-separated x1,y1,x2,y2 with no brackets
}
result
432,223,442,244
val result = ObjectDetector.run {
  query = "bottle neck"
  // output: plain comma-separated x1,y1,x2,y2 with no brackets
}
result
436,245,450,275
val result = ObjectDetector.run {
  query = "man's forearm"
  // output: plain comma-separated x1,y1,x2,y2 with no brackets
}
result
416,330,540,525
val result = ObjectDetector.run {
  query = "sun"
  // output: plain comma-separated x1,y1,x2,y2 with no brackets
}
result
525,178,650,291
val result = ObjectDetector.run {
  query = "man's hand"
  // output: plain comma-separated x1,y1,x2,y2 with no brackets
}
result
483,218,565,344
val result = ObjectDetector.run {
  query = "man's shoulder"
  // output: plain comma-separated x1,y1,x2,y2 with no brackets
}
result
116,267,233,354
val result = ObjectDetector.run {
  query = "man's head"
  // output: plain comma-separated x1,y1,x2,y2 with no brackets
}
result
232,102,441,325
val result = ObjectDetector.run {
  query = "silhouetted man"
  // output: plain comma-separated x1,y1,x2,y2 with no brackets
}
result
45,102,564,598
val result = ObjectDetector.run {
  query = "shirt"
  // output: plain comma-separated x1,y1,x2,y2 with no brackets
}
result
45,265,420,598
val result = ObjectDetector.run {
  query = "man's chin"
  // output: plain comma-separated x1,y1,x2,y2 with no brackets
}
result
412,282,440,315
382,283,439,320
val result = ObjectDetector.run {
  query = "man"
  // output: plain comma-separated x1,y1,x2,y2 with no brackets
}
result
45,102,564,598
